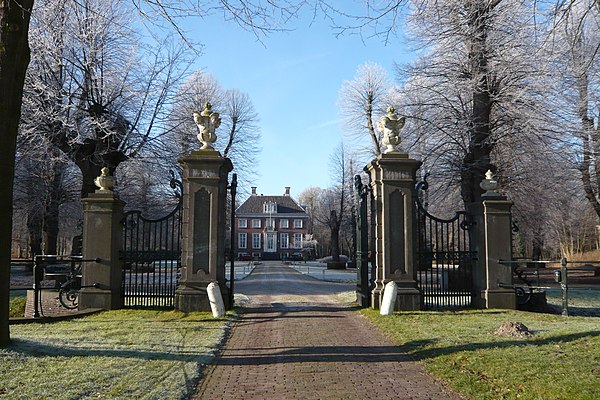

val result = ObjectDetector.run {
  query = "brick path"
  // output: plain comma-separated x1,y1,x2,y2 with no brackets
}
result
193,264,460,400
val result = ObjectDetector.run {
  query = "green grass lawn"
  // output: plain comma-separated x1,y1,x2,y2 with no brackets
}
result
363,308,600,400
1,310,228,399
9,295,26,318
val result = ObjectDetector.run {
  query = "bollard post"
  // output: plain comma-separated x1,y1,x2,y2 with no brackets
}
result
380,281,398,315
32,256,41,318
560,258,569,317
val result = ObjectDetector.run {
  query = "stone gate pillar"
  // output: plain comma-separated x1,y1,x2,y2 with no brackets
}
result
175,103,233,312
365,107,422,310
468,171,516,309
79,168,124,310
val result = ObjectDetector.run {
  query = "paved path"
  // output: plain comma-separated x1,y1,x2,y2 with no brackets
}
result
193,263,460,400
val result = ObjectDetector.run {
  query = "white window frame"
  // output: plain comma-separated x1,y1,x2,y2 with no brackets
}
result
293,233,303,249
263,201,277,213
252,233,261,249
238,233,247,249
293,219,303,228
266,218,275,230
280,219,289,228
280,233,289,249
252,219,261,228
238,219,247,228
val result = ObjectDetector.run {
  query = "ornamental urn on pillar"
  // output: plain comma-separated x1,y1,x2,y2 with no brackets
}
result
193,102,221,151
378,107,406,154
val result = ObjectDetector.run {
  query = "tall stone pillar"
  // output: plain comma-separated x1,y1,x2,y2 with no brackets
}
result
365,107,422,310
175,103,233,312
366,154,422,310
468,171,516,309
79,168,124,310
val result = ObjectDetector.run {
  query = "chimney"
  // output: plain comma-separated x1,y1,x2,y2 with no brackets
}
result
285,187,290,196
251,187,257,195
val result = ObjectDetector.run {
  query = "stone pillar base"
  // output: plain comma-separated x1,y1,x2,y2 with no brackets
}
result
371,288,384,309
175,284,231,312
396,288,422,311
484,289,516,309
78,287,121,310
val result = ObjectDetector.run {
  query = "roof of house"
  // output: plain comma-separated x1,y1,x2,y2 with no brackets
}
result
236,194,306,215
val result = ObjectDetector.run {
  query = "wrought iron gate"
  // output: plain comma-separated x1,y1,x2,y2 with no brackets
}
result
121,172,182,308
415,175,476,309
354,175,372,307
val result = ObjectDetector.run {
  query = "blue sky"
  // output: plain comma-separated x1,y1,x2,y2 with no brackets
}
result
188,9,413,198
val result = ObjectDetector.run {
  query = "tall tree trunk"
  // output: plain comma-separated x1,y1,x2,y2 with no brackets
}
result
0,0,34,346
330,210,341,262
460,3,495,207
27,212,43,257
576,31,600,219
44,160,64,255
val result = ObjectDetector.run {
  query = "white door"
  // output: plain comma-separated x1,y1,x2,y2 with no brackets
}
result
265,233,276,252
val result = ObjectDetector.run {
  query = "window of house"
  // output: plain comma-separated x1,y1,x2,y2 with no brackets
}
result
293,233,303,248
238,233,247,249
238,219,247,228
280,233,289,249
252,233,261,249
293,219,303,228
263,201,277,213
266,218,275,230
280,219,289,228
252,219,261,228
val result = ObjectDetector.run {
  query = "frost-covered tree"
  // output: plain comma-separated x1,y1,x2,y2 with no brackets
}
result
547,1,600,219
165,70,261,192
393,1,554,208
338,62,396,159
20,0,192,199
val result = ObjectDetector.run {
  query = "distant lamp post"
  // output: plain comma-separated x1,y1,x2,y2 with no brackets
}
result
193,102,221,150
378,107,406,154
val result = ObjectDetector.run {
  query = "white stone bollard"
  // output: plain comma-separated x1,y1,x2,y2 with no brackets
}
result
380,281,398,315
207,282,225,318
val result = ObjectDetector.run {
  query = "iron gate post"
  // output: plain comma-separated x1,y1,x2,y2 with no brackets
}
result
354,175,370,307
468,178,515,309
79,189,125,310
365,153,422,310
175,149,233,312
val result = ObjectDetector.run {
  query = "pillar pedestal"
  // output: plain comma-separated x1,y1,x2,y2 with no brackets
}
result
365,153,422,310
78,192,124,310
175,149,232,312
469,194,516,309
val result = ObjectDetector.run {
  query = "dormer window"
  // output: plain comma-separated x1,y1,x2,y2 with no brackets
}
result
263,201,277,213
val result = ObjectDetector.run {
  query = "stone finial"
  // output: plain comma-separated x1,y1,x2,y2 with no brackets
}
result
193,102,221,150
480,169,500,197
378,107,406,154
94,167,115,192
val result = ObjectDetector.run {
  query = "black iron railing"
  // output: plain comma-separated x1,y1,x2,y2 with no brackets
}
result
415,175,476,309
121,172,182,308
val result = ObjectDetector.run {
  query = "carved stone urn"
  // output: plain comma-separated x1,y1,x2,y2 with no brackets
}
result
480,169,500,197
94,167,114,192
193,102,221,151
378,107,406,154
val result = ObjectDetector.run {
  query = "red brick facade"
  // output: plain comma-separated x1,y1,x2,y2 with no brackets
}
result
235,187,308,261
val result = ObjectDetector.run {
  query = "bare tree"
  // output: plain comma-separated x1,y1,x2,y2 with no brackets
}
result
548,1,600,220
165,70,261,192
338,62,394,159
313,143,352,263
19,0,193,200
